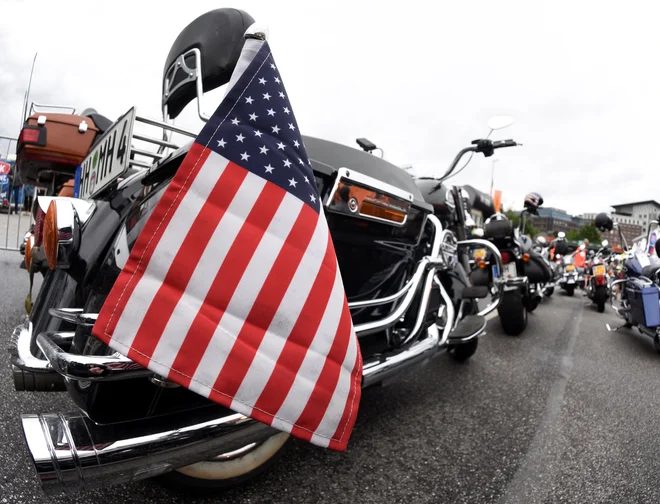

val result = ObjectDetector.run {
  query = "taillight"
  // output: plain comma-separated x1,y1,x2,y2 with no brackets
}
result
595,275,607,286
501,251,512,264
19,128,41,144
33,203,46,247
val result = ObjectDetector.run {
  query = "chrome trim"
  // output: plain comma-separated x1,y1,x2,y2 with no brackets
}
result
435,275,456,347
49,308,97,327
347,278,416,309
21,409,277,495
9,320,52,373
36,332,152,382
456,238,505,317
135,115,197,138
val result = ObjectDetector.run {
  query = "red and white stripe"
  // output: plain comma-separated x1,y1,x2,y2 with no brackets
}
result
93,148,362,450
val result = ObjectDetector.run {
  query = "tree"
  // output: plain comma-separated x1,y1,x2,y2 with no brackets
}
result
566,224,602,244
504,208,539,236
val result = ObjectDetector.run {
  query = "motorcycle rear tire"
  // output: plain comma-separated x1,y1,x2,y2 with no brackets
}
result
545,286,554,297
596,286,607,313
498,289,528,336
565,286,575,297
154,432,291,493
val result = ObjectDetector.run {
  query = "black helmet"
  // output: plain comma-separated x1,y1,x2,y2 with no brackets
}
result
594,212,613,232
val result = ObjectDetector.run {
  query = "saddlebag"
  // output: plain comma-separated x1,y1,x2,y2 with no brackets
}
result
522,252,553,283
16,113,101,187
625,278,660,328
484,219,514,240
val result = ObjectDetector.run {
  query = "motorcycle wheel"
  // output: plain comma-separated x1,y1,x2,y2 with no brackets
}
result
545,286,554,297
565,286,575,297
497,289,528,336
154,432,291,493
448,339,479,362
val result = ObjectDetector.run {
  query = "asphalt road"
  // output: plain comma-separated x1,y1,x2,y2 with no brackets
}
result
2,251,660,503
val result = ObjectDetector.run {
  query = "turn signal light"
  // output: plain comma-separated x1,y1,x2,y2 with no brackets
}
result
19,127,40,145
24,235,34,270
43,200,58,270
478,260,487,269
522,253,530,262
359,201,407,224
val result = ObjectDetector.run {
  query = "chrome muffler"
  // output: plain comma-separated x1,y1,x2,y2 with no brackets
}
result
21,408,277,495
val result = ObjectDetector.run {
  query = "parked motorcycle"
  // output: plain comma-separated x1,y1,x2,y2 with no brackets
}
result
584,240,611,312
471,194,554,336
9,8,515,496
596,214,660,350
532,235,556,297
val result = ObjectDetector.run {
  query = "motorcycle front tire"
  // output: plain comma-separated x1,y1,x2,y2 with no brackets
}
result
595,286,607,313
498,289,528,336
565,286,575,297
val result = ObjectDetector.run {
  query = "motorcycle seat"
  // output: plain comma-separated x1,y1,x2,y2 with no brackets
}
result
642,263,660,280
85,113,113,134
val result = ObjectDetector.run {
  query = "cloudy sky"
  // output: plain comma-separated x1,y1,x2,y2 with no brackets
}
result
1,0,658,216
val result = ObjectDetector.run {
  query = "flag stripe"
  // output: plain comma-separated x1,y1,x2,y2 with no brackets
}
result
167,180,286,387
252,231,339,416
126,160,246,363
143,169,267,374
108,150,228,351
95,143,211,344
327,349,363,450
290,292,355,442
190,193,304,391
228,215,328,411
207,202,319,399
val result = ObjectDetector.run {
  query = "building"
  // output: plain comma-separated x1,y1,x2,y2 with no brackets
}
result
610,200,660,235
530,207,582,234
580,206,648,248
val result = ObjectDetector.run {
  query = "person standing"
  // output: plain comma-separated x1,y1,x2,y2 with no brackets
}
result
22,184,35,215
9,168,22,215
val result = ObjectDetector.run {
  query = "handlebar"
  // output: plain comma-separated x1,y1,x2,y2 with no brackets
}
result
436,138,520,183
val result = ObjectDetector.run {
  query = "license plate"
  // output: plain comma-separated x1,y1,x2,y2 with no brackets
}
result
593,264,606,276
503,263,517,278
474,249,486,259
568,279,575,284
566,264,575,272
75,107,136,200
492,265,499,278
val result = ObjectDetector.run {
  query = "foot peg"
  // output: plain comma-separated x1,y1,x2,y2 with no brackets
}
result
448,315,487,342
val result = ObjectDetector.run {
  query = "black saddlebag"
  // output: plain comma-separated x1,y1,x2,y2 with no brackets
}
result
523,252,553,283
484,219,514,240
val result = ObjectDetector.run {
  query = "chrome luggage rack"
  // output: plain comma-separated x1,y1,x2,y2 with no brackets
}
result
11,215,505,386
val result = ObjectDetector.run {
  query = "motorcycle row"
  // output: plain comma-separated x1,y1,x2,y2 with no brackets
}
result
2,6,650,498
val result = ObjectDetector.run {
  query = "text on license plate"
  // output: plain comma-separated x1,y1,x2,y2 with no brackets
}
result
503,263,517,278
593,265,606,276
75,107,136,200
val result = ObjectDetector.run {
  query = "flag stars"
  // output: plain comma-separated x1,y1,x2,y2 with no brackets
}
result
310,194,316,203
245,96,254,104
254,130,263,138
263,92,271,100
270,63,276,69
288,123,296,131
258,77,267,85
274,77,281,84
265,164,274,173
231,117,240,125
236,133,245,143
279,91,286,99
249,113,258,121
283,159,292,168
259,145,269,155
217,138,226,148
288,177,298,188
267,108,276,117
277,141,286,150
241,152,250,161
293,140,300,148
304,175,310,184
283,107,290,115
272,125,281,134
298,157,304,165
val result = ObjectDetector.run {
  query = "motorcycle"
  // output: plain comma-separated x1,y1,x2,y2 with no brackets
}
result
9,8,516,496
532,235,556,297
596,214,660,350
471,195,554,336
584,240,611,312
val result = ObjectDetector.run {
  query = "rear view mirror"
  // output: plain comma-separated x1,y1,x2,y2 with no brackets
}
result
472,228,484,238
487,115,514,131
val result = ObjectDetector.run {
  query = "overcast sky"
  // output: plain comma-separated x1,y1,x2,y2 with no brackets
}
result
1,0,658,216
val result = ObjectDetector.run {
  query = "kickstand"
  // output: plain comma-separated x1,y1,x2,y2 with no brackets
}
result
606,322,627,332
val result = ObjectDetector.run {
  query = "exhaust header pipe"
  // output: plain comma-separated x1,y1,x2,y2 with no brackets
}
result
21,408,276,495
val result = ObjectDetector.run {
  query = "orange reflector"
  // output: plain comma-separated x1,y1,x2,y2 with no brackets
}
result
522,253,530,262
359,201,406,224
24,235,34,270
44,200,58,270
479,261,487,269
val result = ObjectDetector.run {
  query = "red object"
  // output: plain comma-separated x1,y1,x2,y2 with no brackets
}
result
18,127,41,145
500,251,512,264
91,39,361,451
595,275,607,286
33,205,46,248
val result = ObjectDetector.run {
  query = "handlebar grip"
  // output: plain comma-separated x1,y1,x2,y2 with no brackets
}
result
493,139,518,148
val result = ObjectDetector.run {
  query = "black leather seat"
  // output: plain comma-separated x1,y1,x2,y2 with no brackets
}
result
86,113,113,134
642,263,660,280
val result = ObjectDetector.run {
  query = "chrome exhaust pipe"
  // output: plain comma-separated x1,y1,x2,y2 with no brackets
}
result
21,407,277,495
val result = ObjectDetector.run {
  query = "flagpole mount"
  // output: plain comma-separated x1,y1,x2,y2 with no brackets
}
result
245,23,269,41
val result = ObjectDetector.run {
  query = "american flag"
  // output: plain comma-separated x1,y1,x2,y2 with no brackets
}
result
92,36,362,450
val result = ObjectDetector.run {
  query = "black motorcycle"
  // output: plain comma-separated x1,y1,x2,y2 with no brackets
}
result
9,8,516,496
472,196,554,336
